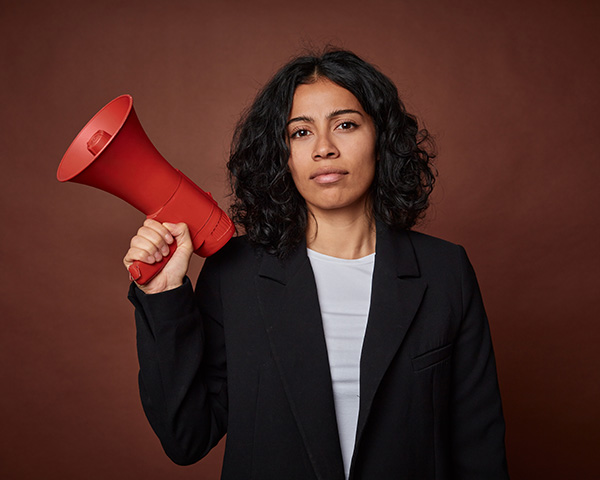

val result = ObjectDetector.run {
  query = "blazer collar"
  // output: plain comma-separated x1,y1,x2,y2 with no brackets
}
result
377,222,422,278
354,223,427,464
257,220,421,283
256,223,426,479
257,236,345,480
257,236,307,286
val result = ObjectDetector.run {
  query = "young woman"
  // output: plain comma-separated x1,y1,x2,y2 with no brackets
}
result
124,50,509,479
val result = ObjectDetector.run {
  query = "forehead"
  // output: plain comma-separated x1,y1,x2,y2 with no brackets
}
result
289,79,365,117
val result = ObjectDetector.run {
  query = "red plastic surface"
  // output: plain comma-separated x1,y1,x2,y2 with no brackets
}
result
57,95,234,285
127,241,177,284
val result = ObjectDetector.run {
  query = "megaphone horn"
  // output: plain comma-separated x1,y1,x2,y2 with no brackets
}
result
57,94,234,285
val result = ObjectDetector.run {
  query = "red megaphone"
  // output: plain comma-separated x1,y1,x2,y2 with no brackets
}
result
57,94,234,284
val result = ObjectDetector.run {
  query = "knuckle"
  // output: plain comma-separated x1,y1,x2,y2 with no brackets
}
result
138,227,163,245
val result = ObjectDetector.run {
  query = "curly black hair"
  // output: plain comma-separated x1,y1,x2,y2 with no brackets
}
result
227,49,436,258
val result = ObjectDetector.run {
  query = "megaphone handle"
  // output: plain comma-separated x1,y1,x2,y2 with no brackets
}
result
127,241,178,285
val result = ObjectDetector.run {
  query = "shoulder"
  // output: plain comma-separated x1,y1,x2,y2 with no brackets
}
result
406,230,481,297
405,229,462,252
383,227,467,262
400,229,472,281
210,234,257,260
200,235,262,278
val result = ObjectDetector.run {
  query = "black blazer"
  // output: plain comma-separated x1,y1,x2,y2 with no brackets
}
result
129,224,509,479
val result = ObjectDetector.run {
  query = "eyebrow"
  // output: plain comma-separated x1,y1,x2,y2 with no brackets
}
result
286,109,364,126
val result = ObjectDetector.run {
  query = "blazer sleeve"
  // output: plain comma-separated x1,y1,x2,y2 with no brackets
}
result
128,264,228,466
451,246,509,479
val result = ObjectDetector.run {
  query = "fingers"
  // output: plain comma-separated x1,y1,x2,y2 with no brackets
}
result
123,220,194,293
131,229,168,261
123,219,179,268
162,222,192,251
142,218,174,247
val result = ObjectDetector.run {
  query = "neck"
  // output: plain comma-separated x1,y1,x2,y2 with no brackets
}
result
306,207,376,259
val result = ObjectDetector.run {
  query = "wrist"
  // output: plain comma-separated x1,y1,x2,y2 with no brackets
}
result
137,277,184,295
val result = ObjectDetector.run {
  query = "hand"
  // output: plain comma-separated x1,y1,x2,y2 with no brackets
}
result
123,219,194,294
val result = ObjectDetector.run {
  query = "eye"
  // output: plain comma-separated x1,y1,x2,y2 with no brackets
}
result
336,121,358,131
290,128,310,139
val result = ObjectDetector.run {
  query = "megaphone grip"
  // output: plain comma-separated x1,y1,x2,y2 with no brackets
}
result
56,95,235,285
127,174,234,285
128,241,178,285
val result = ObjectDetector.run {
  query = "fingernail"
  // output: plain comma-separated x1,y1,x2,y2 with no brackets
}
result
146,255,155,264
162,245,170,255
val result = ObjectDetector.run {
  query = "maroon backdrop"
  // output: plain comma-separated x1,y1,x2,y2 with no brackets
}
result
1,1,599,478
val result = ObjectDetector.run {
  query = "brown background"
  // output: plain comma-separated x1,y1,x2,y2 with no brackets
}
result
1,0,599,478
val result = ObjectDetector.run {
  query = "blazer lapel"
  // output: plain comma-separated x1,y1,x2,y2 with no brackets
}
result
356,225,427,445
257,242,345,480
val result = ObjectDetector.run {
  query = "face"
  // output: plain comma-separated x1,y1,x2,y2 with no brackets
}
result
286,78,377,219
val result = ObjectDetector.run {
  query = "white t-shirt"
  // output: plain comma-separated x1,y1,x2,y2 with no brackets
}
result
307,248,375,479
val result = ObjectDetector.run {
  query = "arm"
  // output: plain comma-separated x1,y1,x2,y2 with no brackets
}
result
126,221,228,465
451,246,509,479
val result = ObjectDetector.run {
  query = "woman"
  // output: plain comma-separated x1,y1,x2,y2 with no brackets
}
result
124,50,509,479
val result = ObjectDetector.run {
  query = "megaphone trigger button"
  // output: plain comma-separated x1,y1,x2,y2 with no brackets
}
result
128,264,142,281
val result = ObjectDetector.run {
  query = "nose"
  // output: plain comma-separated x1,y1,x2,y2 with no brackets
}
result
312,132,339,160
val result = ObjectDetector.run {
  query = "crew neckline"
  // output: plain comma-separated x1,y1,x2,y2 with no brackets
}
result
307,248,376,265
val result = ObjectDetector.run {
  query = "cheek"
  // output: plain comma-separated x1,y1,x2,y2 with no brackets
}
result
358,148,377,179
288,149,311,178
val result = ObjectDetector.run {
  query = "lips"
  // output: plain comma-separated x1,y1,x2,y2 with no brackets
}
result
310,167,348,184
